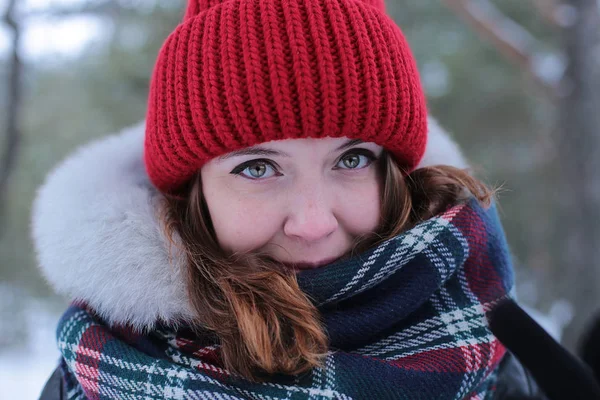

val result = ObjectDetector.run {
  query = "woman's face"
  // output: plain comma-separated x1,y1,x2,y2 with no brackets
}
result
201,137,383,270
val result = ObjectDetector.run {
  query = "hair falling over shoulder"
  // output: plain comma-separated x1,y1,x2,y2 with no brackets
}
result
159,153,495,382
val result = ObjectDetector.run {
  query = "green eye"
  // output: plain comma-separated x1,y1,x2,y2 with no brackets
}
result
337,152,374,169
231,160,279,179
342,155,361,169
247,163,267,178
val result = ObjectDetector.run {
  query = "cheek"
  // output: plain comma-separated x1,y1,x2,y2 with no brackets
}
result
204,188,282,254
336,179,382,234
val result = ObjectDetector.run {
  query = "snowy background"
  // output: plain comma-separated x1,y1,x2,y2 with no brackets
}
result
0,284,63,398
1,1,99,397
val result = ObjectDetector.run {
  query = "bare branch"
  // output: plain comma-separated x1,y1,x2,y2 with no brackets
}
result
23,1,137,19
441,0,559,98
0,0,23,234
531,0,560,26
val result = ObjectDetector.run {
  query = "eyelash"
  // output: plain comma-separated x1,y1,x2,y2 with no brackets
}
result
230,148,378,179
230,159,281,178
334,149,377,170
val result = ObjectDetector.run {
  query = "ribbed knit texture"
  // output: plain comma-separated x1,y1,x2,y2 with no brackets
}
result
145,0,427,192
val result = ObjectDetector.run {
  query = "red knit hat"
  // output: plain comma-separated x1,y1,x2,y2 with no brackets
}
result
145,0,427,193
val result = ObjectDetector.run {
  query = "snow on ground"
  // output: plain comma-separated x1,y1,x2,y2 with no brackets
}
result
0,292,61,400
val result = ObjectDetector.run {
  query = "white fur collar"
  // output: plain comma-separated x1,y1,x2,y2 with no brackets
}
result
31,118,467,330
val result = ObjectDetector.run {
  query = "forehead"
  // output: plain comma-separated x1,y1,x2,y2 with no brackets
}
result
218,137,380,160
261,136,360,150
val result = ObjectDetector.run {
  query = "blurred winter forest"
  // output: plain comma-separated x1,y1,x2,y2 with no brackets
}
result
1,0,599,396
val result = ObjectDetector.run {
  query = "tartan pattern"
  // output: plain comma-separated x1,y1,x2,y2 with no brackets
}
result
57,198,514,399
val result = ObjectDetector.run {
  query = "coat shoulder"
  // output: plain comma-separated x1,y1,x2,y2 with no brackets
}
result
39,365,65,400
494,352,548,400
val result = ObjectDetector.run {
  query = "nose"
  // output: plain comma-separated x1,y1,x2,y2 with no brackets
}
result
283,186,338,243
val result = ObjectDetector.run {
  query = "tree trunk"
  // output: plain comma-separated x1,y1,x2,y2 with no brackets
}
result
0,0,23,236
555,0,600,351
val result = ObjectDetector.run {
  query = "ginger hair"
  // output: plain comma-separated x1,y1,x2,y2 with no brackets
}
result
160,152,494,381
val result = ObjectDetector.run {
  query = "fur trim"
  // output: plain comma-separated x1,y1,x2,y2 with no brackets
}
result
418,118,468,169
31,122,195,330
31,117,467,330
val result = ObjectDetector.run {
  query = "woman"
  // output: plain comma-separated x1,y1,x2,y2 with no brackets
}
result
33,0,555,398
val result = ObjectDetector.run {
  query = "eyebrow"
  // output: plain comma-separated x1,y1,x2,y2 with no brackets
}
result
336,139,364,152
217,138,365,160
217,148,289,160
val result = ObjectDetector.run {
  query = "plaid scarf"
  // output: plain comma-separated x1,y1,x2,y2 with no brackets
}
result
57,198,514,399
